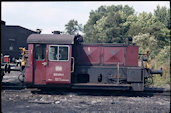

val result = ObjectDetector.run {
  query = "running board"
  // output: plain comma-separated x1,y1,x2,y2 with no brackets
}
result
72,83,131,90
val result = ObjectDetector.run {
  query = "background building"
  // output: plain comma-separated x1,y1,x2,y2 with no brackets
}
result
1,20,38,60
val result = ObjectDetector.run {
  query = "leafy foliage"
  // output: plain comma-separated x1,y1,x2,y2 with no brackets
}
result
133,33,158,59
83,5,134,43
154,5,170,29
65,19,82,35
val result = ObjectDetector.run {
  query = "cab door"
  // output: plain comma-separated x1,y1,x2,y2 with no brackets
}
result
46,45,72,84
34,44,47,85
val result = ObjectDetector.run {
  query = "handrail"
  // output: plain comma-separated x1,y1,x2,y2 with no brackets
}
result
71,57,75,73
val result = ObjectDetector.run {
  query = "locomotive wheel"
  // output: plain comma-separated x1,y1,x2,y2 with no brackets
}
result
18,73,25,83
1,71,5,82
7,64,11,74
144,76,153,86
4,64,10,73
4,64,8,73
18,67,26,83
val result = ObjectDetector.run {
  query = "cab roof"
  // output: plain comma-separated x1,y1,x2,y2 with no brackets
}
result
27,34,75,44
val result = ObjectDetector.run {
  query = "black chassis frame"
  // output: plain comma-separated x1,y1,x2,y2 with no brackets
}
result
72,65,144,91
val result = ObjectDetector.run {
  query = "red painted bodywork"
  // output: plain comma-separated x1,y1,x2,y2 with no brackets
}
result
25,44,34,83
3,55,10,63
125,46,138,66
34,46,47,85
103,47,125,65
75,45,138,66
25,44,71,85
76,46,101,65
25,42,138,86
46,45,71,84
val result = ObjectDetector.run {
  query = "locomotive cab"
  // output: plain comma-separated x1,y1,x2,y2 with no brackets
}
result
25,34,75,87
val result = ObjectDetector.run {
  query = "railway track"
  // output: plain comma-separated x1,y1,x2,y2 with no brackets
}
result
1,83,170,97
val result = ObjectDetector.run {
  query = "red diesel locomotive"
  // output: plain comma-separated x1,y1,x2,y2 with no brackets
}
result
25,33,162,91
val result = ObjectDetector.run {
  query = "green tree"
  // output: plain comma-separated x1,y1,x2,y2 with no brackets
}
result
133,33,158,59
126,11,170,48
127,12,156,36
65,19,82,35
84,5,135,43
154,5,170,29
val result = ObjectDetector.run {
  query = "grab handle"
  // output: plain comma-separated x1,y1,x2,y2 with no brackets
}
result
71,57,75,73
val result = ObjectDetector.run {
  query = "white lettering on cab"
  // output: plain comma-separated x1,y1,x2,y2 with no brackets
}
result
55,66,62,71
53,73,64,76
55,78,69,81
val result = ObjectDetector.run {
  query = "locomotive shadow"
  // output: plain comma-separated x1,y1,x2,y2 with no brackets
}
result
30,87,165,97
1,82,25,90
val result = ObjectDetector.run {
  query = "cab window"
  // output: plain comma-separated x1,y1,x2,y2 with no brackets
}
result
49,45,69,61
49,46,58,60
59,46,68,60
35,44,46,61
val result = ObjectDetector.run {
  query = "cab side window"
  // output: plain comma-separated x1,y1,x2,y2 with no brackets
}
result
59,46,68,60
49,45,69,61
49,46,58,60
35,44,46,60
